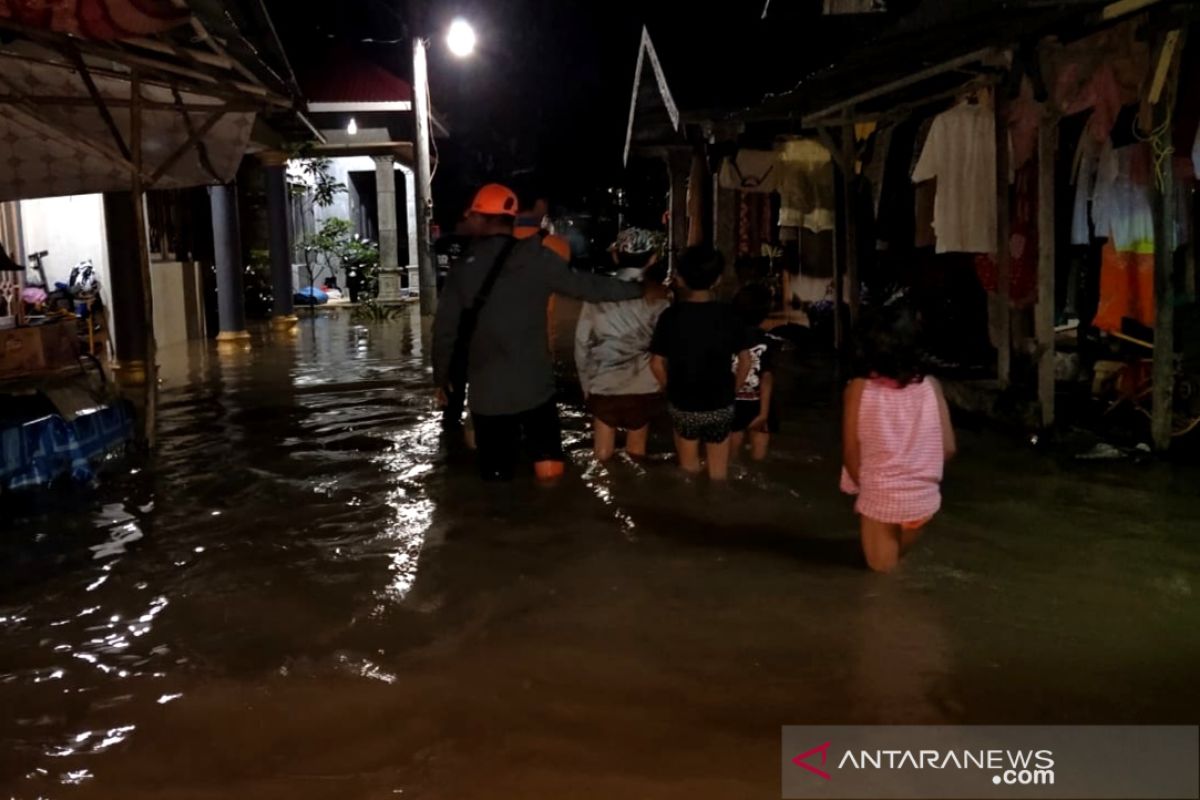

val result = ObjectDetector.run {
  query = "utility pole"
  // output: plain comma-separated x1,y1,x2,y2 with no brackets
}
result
413,36,437,316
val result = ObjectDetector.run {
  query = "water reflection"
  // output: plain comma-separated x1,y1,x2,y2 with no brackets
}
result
0,311,1198,797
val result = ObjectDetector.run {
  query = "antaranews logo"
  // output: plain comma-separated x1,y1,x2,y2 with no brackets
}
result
791,741,833,780
783,725,1199,800
791,745,1056,786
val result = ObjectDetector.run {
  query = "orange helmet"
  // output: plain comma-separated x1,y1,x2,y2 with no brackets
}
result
468,183,519,216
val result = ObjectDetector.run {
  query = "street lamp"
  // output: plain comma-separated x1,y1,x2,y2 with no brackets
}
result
413,19,476,316
446,18,476,58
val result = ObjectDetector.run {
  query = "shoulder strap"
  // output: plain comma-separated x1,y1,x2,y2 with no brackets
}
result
468,235,520,314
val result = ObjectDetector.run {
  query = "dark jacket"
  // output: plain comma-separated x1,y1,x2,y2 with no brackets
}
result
432,235,641,416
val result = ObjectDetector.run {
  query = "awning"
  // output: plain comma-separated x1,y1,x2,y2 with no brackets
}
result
0,39,256,202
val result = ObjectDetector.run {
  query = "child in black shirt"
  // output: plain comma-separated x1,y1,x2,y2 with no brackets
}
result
731,284,782,461
650,246,751,480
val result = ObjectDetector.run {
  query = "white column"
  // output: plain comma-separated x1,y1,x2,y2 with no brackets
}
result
373,154,404,304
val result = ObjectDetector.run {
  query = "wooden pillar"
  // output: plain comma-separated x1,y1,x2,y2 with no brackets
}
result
130,71,158,445
687,147,707,247
842,123,860,325
1036,115,1058,429
667,149,690,277
103,191,149,372
1151,29,1184,452
994,91,1012,387
710,176,739,272
1151,102,1177,452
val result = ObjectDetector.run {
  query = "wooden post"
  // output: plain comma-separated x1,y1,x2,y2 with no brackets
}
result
1036,115,1057,429
1151,94,1178,452
130,71,158,446
994,91,1012,387
713,173,737,287
842,123,860,325
1150,29,1184,452
667,148,690,278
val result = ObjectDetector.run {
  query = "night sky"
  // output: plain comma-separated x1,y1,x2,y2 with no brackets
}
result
264,0,906,222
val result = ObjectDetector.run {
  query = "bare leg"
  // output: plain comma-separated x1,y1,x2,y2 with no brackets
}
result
729,431,745,459
900,523,927,554
749,430,770,461
860,516,902,573
674,433,702,474
625,425,649,458
593,417,616,461
705,437,732,481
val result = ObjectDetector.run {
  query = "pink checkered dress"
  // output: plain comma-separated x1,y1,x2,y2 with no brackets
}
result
840,378,944,524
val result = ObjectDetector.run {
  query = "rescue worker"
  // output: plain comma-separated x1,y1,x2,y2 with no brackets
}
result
433,184,643,481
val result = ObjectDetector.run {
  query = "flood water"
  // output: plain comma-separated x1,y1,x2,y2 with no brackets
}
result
2,305,1198,799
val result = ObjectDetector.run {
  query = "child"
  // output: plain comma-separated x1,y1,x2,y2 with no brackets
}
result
650,245,751,481
730,284,781,461
575,228,670,460
841,305,956,573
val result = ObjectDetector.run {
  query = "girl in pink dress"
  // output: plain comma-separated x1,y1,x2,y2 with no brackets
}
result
841,307,956,573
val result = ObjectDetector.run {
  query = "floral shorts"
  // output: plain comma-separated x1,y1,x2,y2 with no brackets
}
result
668,404,735,444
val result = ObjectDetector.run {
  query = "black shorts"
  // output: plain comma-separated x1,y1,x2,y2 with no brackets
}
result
668,404,735,444
472,398,564,481
731,399,780,433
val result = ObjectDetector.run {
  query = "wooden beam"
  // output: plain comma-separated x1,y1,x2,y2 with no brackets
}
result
815,126,850,175
1150,30,1184,451
1101,0,1161,21
667,149,691,279
842,122,860,324
805,48,1001,124
147,110,225,186
170,85,222,183
0,50,284,108
1036,114,1057,429
994,91,1012,388
0,95,257,112
63,44,131,162
123,36,236,71
130,71,159,448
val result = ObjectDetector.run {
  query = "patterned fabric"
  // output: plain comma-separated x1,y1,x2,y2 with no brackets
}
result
840,378,943,524
0,0,186,39
1,402,133,491
669,404,734,444
611,227,666,256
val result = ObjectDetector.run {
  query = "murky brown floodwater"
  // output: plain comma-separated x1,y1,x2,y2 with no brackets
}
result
2,304,1198,799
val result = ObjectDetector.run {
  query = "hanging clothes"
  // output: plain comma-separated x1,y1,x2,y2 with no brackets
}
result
1070,117,1104,246
737,192,774,258
1008,77,1042,169
911,102,1000,254
974,161,1039,308
1093,240,1155,332
1043,19,1150,144
777,139,836,232
719,150,779,193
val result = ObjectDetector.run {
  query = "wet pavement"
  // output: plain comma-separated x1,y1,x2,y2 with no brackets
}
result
2,306,1198,799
